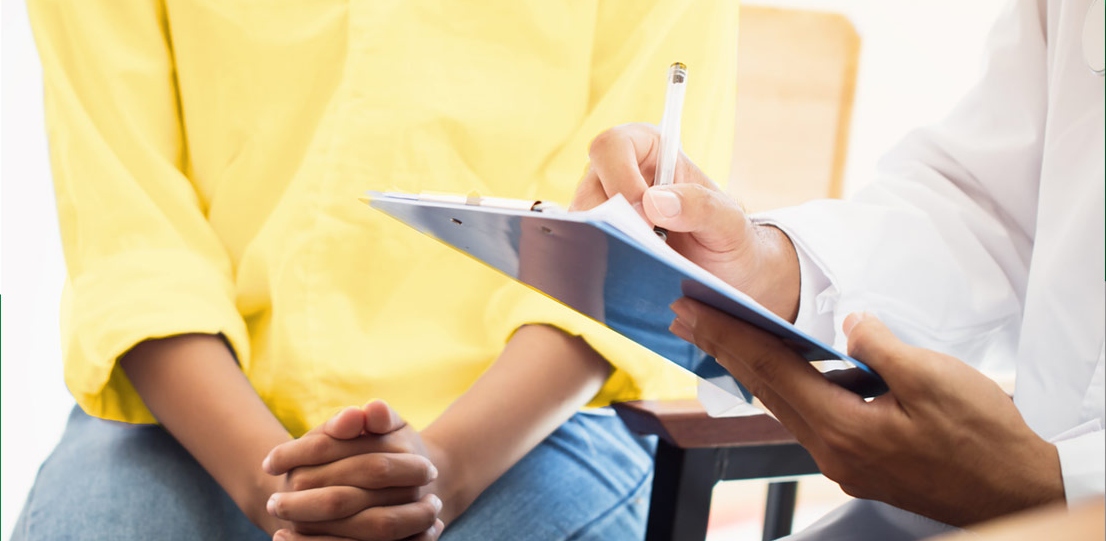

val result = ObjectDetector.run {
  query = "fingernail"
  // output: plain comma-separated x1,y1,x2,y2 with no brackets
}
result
650,189,681,218
261,455,271,473
669,299,697,327
267,494,279,515
273,530,288,541
427,463,439,480
842,312,868,336
429,494,443,512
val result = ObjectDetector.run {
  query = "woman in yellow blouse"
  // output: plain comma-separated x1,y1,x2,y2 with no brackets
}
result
16,1,737,539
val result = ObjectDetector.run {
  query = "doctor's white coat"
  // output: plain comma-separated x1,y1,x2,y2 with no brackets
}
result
757,0,1104,537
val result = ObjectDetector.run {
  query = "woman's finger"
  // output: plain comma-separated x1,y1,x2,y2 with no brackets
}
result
268,485,421,522
288,453,438,492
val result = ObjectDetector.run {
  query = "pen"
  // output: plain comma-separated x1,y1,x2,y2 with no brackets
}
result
652,62,687,241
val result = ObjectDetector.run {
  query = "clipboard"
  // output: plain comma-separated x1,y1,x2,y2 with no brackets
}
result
365,191,886,401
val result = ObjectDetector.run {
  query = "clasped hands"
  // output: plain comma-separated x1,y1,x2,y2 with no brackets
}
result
261,401,445,541
574,123,1066,526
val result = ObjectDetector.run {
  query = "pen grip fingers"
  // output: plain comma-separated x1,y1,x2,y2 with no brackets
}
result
569,166,608,211
587,123,657,202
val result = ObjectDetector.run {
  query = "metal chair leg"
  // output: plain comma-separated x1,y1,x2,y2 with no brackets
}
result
644,441,719,541
762,480,799,540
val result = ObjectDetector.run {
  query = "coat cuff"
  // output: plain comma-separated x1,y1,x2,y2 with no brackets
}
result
1054,428,1106,504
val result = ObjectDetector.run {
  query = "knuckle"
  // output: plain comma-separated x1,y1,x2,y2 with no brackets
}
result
818,425,856,455
745,349,784,382
288,470,316,492
367,454,394,479
381,434,415,454
318,490,345,517
739,377,771,402
368,509,401,538
587,129,619,157
304,435,332,457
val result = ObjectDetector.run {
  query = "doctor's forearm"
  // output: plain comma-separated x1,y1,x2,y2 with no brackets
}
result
120,334,292,533
420,324,610,525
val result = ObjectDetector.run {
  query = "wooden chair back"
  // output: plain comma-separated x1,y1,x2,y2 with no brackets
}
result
728,5,860,210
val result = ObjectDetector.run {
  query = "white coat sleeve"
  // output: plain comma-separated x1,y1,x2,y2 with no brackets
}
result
1055,430,1106,503
755,0,1048,377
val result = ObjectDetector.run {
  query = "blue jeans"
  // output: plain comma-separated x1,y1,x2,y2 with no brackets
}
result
12,406,655,541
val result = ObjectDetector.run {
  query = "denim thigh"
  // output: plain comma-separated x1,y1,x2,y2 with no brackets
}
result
11,406,267,541
13,407,655,541
442,409,656,541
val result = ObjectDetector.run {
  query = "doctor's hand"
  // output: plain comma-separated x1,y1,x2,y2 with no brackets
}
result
263,401,444,541
572,123,801,321
669,300,1066,527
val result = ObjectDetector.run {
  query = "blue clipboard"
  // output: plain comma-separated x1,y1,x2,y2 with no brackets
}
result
366,191,886,400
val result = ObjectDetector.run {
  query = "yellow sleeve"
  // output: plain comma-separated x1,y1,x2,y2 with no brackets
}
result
485,0,739,405
28,0,250,424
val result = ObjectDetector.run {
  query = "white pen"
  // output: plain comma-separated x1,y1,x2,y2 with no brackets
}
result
652,62,687,241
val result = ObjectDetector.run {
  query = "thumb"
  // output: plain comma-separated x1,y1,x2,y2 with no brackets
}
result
323,406,367,440
643,183,749,253
842,312,911,383
363,399,407,435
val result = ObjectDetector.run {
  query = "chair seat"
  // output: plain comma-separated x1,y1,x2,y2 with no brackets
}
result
611,400,798,449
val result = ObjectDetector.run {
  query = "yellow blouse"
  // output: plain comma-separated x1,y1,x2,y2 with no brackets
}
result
29,0,738,435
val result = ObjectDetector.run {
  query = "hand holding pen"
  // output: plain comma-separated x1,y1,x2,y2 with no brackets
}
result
652,62,688,240
570,67,801,319
570,62,693,234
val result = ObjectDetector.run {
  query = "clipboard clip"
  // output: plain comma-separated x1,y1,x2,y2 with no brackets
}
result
371,191,565,213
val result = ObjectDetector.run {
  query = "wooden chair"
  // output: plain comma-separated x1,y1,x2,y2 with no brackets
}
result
612,6,861,541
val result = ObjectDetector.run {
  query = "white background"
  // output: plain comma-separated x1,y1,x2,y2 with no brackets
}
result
1,0,1007,538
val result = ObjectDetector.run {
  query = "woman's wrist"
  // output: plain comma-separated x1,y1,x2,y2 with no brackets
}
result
420,432,468,527
120,334,294,535
246,458,296,533
243,470,287,535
